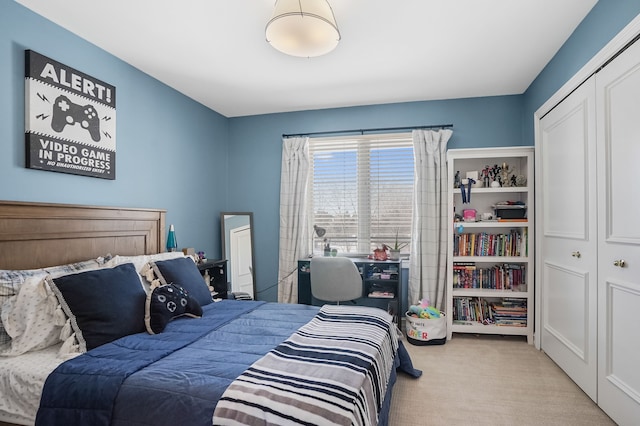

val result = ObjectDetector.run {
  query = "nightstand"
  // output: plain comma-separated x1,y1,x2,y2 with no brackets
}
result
198,260,228,300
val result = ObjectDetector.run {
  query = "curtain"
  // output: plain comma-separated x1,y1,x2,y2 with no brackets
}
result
409,129,452,310
277,137,310,303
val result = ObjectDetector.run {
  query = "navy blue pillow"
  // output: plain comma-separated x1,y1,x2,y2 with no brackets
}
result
151,257,212,306
51,263,146,351
145,284,203,334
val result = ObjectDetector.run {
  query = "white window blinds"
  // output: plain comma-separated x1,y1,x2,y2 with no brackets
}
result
308,133,414,255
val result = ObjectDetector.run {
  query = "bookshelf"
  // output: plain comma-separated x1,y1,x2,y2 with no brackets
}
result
446,147,534,343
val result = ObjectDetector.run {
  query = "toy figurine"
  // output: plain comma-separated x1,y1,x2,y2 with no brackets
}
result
500,162,511,187
482,165,491,188
491,164,501,183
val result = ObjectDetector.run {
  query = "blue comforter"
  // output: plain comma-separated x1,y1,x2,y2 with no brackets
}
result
36,300,419,426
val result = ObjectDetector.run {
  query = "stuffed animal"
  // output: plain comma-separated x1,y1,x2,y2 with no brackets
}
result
407,299,441,319
409,305,423,316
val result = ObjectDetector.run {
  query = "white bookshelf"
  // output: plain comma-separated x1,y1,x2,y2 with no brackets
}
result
446,147,534,344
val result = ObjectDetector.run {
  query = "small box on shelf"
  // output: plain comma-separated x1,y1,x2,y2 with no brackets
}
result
493,203,527,219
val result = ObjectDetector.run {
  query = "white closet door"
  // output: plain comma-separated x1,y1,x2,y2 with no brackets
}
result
596,39,640,425
538,76,598,401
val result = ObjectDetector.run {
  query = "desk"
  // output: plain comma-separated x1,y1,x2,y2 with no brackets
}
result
298,258,402,323
197,260,228,299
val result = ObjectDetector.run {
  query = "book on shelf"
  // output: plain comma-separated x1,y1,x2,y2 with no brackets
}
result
491,298,527,326
453,230,524,257
495,322,527,327
368,291,395,298
452,297,493,323
453,296,527,327
452,320,475,326
453,263,526,290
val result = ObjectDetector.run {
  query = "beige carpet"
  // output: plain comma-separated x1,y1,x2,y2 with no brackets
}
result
389,334,615,426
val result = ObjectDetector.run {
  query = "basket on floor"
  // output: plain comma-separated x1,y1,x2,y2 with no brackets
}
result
405,311,446,345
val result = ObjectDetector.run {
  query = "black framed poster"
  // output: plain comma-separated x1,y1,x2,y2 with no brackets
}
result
25,50,116,179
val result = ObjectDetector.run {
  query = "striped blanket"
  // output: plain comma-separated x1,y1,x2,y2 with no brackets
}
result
212,305,399,426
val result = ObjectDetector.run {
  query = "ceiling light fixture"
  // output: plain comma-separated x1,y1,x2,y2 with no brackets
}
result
265,0,341,58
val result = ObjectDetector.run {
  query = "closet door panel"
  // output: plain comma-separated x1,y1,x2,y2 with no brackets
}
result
538,76,598,401
603,64,640,243
541,104,588,239
542,263,591,359
596,37,640,426
599,278,640,426
605,280,640,388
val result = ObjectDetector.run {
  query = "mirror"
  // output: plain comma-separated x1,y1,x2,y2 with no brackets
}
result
220,212,256,300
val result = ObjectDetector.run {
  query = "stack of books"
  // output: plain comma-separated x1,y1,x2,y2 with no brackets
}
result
491,298,527,326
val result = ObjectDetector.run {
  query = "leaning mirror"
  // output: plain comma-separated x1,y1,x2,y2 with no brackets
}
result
220,212,256,300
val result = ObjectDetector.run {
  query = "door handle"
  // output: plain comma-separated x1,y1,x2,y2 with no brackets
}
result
613,259,626,268
571,251,581,258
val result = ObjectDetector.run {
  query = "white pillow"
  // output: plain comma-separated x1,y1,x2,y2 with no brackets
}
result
0,257,107,355
0,268,47,349
102,252,185,293
0,275,65,356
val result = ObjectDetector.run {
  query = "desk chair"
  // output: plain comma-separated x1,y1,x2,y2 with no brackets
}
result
310,257,362,304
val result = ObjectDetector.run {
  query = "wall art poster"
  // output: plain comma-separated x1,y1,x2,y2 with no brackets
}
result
25,50,116,179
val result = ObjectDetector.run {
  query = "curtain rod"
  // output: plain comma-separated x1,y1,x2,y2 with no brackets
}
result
282,123,453,138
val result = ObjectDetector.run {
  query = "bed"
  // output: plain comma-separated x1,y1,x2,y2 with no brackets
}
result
0,201,419,426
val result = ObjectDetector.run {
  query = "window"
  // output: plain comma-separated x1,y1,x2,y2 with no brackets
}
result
308,133,413,256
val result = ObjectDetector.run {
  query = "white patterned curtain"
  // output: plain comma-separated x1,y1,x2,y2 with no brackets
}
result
409,129,452,310
277,137,310,303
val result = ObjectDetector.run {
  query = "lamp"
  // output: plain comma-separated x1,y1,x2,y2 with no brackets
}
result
313,224,326,238
313,224,331,256
265,0,341,58
166,224,178,252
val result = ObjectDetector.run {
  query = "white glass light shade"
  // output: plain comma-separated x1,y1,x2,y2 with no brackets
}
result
266,0,340,58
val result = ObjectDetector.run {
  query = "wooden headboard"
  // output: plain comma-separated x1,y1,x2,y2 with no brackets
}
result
0,201,166,270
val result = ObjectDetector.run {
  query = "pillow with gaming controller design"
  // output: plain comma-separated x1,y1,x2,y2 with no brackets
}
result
150,257,213,306
145,283,202,334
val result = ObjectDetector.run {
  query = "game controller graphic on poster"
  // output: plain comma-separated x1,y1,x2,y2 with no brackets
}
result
25,50,117,179
51,95,102,142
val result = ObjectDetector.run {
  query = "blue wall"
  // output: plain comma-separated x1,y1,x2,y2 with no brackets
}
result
3,1,639,302
0,1,229,258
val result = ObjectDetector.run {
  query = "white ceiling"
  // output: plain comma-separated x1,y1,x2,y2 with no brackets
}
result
15,0,597,117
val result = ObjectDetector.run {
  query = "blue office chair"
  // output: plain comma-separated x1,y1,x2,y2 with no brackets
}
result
310,257,362,304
